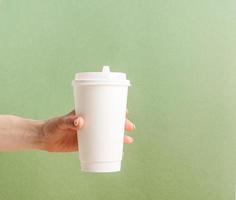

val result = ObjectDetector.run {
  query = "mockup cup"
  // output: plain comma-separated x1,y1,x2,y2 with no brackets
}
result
72,66,131,173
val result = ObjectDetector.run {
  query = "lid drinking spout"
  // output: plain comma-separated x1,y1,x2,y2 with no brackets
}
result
102,66,110,73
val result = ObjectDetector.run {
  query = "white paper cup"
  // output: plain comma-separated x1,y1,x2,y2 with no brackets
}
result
72,66,130,173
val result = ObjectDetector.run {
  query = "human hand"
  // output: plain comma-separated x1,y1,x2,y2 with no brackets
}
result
40,110,135,152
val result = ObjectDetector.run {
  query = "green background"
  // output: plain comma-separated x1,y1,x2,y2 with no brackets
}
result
0,0,235,199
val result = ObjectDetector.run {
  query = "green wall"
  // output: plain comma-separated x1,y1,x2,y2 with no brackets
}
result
0,0,235,199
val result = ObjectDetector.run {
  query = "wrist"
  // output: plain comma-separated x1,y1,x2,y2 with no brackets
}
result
32,119,46,151
18,117,46,151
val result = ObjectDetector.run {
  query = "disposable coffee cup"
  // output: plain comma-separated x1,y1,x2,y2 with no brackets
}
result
72,66,131,173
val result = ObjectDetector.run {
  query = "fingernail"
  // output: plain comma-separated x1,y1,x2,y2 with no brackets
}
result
127,136,134,143
74,118,80,126
132,123,136,129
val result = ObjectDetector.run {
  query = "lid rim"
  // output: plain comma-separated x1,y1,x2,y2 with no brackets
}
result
72,80,131,86
75,73,127,81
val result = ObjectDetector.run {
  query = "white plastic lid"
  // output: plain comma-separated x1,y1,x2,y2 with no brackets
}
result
72,66,130,86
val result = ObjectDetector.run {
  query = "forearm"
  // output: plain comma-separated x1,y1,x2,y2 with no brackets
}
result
0,115,44,151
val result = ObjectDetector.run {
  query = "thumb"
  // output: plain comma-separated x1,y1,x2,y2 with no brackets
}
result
73,117,84,129
60,116,84,130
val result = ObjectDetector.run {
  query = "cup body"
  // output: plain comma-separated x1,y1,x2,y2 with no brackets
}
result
73,83,128,172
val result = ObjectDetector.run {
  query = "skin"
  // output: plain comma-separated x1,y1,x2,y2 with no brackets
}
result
0,110,135,152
